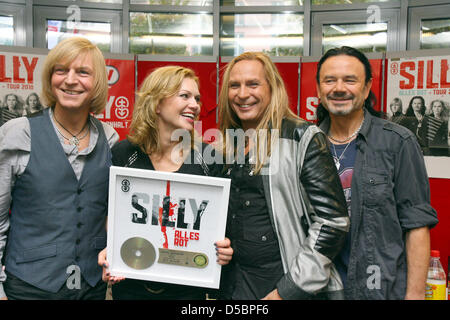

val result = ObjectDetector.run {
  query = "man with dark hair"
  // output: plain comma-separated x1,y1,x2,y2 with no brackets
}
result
316,46,438,300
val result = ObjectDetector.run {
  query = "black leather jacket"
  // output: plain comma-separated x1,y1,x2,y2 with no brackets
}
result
260,117,349,299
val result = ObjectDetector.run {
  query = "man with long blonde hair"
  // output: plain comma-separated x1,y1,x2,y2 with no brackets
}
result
218,52,349,300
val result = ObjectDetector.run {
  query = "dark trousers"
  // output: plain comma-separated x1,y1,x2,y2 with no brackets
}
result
4,271,107,300
111,279,206,300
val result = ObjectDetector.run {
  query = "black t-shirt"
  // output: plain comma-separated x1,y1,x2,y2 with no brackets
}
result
220,156,284,300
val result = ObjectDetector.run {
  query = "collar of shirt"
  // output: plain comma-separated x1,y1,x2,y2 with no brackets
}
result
319,108,374,146
49,107,100,156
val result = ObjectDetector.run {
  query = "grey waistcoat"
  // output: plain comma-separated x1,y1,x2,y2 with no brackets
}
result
5,108,111,293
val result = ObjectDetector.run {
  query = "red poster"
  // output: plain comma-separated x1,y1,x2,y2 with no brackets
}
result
429,178,450,277
137,60,218,137
274,62,300,116
300,59,383,122
385,54,450,160
96,58,135,141
299,61,320,122
370,59,383,112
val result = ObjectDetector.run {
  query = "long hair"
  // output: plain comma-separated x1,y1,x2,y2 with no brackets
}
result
128,65,199,156
315,46,382,125
427,99,449,121
41,37,108,114
218,52,298,174
3,93,24,115
25,92,43,113
405,96,426,116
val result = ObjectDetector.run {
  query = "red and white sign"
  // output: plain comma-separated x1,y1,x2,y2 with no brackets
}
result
138,60,218,137
0,49,135,141
96,58,135,141
386,54,450,176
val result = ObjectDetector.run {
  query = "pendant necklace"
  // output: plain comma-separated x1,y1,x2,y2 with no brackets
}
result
328,116,365,144
329,116,365,170
53,114,89,146
332,142,351,171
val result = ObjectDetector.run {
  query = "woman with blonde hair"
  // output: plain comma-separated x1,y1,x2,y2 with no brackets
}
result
98,65,233,300
389,97,405,124
218,52,348,300
0,37,118,300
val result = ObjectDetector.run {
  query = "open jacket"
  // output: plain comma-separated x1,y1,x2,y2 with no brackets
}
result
319,110,438,299
247,117,349,299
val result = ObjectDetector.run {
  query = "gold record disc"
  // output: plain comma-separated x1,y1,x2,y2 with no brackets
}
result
120,237,156,270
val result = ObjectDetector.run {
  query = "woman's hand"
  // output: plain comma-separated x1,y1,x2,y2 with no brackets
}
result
215,238,233,266
262,289,283,300
98,248,125,284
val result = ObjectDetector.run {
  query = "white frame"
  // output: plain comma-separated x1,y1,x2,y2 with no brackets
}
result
107,166,230,289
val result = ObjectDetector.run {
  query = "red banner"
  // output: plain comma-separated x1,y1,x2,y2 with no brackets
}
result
299,61,320,122
137,60,218,136
275,62,300,116
429,178,450,276
96,58,135,141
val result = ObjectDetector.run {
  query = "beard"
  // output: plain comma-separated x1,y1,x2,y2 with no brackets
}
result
323,93,364,116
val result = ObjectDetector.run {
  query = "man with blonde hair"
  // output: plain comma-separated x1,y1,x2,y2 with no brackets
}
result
218,52,349,300
0,37,118,299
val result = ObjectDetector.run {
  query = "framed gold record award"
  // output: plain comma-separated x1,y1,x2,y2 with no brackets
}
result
107,166,230,289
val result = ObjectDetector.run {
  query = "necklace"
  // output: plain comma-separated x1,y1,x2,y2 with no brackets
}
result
328,116,365,144
332,141,352,170
53,115,89,146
